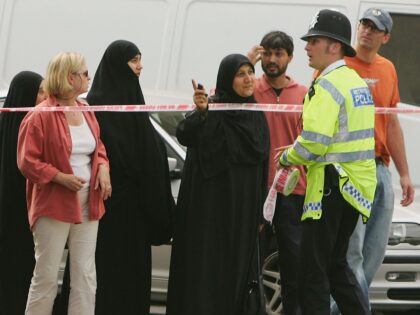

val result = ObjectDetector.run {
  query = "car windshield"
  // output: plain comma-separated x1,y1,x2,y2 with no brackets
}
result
151,112,185,143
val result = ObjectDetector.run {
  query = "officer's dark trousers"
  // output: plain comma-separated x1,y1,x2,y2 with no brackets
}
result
298,186,370,315
273,193,304,315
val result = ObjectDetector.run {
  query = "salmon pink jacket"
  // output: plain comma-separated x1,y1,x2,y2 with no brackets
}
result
17,96,109,229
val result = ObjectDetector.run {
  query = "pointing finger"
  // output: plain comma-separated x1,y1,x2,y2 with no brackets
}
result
192,79,198,90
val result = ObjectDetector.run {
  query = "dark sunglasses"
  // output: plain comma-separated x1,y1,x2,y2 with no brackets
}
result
360,19,384,33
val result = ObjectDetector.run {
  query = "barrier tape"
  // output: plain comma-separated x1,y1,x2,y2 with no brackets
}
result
1,103,420,114
263,166,301,224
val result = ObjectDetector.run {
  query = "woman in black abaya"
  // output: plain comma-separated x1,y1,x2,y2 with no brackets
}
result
166,54,269,315
0,71,46,315
86,40,174,315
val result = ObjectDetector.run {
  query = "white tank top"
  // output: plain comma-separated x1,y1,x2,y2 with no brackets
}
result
69,116,96,205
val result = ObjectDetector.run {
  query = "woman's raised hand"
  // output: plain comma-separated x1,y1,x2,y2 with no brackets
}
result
192,79,208,113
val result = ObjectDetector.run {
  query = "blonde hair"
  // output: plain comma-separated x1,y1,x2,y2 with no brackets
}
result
44,52,85,97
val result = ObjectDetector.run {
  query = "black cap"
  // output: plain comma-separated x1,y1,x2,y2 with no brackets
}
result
301,9,356,57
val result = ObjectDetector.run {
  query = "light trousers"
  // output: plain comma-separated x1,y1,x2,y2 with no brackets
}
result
25,212,99,315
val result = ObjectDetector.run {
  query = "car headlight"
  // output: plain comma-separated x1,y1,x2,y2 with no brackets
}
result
388,223,420,246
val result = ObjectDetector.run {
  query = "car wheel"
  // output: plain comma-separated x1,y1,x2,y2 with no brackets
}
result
262,251,283,315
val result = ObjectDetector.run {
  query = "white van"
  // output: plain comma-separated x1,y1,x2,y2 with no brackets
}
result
1,0,419,313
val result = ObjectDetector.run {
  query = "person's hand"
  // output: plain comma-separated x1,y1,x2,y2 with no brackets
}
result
192,79,208,113
274,145,292,169
400,175,415,206
247,45,265,66
95,164,111,200
53,172,86,192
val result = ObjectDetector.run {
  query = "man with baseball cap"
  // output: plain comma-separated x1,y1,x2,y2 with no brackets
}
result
330,7,415,314
278,9,375,315
360,7,393,33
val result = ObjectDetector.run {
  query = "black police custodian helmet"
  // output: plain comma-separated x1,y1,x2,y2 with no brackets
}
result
301,9,356,57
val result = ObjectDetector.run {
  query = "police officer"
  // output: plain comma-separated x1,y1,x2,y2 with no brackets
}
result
278,9,376,315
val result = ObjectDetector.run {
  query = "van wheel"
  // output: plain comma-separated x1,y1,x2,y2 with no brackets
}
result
262,252,283,315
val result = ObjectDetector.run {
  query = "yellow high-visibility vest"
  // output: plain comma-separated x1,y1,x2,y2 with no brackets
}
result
280,61,376,222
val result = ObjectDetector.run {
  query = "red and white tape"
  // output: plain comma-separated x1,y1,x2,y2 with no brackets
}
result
263,166,300,224
1,103,420,113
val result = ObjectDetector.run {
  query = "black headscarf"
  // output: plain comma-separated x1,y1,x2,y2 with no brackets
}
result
198,54,269,178
87,40,174,245
87,40,151,181
87,40,144,105
0,71,42,251
212,53,257,104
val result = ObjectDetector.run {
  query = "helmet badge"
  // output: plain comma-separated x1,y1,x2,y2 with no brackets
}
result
309,12,319,29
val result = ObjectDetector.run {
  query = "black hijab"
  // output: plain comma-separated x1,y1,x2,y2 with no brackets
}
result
87,40,145,105
87,40,174,245
198,54,269,178
87,40,152,182
212,53,257,104
0,71,43,250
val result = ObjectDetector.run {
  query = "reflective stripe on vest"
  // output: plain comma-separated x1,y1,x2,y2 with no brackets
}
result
301,128,374,145
342,178,373,212
318,78,348,133
302,201,322,220
293,141,375,162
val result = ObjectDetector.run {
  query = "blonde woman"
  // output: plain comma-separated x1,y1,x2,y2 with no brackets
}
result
17,52,110,315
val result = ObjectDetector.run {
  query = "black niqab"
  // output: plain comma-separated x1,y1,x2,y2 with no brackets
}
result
0,71,42,315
